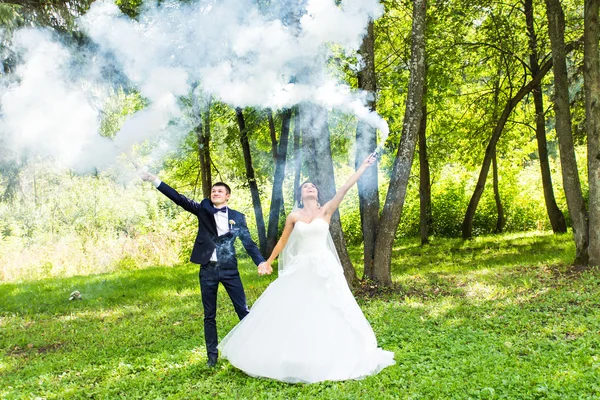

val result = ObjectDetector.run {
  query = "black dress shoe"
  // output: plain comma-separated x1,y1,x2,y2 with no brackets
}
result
207,357,218,368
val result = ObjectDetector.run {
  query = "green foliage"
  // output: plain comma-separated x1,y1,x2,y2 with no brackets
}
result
114,0,144,18
1,232,599,398
0,0,590,287
0,4,23,31
0,0,92,31
342,145,573,244
0,161,183,281
99,89,146,139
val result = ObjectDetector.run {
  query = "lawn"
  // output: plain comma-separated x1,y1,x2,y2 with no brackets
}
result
1,231,599,399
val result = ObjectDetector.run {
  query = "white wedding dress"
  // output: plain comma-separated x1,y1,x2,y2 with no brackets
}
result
218,218,395,383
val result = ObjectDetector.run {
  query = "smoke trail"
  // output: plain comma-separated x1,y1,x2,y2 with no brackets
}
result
0,0,389,171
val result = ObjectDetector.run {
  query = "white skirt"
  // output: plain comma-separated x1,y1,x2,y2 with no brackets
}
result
219,251,395,383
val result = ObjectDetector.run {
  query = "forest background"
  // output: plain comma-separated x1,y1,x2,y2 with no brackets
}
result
0,0,596,287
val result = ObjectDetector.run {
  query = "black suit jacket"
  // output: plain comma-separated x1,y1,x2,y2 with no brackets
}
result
157,182,265,268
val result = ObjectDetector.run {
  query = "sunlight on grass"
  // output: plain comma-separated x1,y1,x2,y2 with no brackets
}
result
1,231,599,398
464,281,505,301
425,297,459,318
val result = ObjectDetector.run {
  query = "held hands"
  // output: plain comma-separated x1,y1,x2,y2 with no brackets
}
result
257,262,273,276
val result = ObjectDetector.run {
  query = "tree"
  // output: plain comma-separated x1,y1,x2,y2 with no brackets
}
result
545,0,589,264
461,6,531,239
372,0,426,286
355,19,381,279
300,103,357,286
418,79,431,244
491,67,505,233
235,107,267,255
585,0,600,265
196,96,212,199
292,107,302,203
266,109,292,256
460,33,579,239
524,0,567,234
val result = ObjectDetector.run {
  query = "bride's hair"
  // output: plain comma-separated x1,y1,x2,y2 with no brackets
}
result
296,181,321,208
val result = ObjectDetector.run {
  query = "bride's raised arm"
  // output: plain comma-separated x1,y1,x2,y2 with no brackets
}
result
322,153,377,217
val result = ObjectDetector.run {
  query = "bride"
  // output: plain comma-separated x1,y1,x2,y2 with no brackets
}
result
218,154,395,383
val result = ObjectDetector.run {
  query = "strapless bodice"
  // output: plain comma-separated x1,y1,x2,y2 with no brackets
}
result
293,218,330,253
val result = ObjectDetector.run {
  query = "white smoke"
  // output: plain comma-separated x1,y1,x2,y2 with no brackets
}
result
0,29,103,169
0,0,389,171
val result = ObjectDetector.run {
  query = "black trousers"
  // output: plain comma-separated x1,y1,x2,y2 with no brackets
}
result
199,261,249,359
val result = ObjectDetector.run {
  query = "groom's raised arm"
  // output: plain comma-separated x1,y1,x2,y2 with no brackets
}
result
140,171,203,215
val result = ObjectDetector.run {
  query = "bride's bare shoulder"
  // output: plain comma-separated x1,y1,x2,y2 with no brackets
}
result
287,211,302,224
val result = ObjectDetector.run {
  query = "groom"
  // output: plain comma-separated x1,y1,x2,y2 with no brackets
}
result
140,171,271,367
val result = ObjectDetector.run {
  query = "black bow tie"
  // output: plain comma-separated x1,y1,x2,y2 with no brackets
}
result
213,206,227,214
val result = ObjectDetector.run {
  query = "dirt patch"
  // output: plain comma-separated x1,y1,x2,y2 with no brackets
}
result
7,342,63,357
546,264,599,278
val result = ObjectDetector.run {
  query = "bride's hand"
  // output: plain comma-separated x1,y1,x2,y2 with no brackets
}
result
258,262,273,275
361,153,377,169
264,263,273,275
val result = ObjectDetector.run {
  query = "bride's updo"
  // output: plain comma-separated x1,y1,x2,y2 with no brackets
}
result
296,181,321,208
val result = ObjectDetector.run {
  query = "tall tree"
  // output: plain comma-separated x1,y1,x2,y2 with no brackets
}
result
545,0,589,264
491,71,505,233
293,107,302,202
372,0,426,286
196,97,212,199
461,52,565,239
267,110,278,160
524,0,567,234
461,7,524,240
418,84,431,245
235,107,267,255
266,109,292,256
585,0,600,265
356,19,381,279
300,103,358,286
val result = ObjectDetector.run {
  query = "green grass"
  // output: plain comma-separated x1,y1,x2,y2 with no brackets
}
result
1,231,599,399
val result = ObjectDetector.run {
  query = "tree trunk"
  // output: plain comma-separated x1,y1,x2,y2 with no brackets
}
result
356,19,380,279
267,109,278,160
293,106,302,202
418,82,431,245
524,0,567,233
585,0,600,265
235,107,267,255
492,147,505,233
372,0,426,286
489,73,505,235
196,97,212,198
545,0,589,265
266,109,292,256
462,53,561,239
300,103,358,286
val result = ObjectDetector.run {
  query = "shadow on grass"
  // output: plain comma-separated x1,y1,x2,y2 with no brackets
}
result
0,257,274,316
2,231,600,398
389,231,574,275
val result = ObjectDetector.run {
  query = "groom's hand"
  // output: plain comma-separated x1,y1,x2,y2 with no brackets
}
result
257,262,272,275
138,170,157,182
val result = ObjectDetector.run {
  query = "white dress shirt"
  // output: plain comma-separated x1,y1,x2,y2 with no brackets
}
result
211,206,230,261
153,178,228,261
